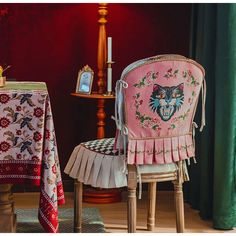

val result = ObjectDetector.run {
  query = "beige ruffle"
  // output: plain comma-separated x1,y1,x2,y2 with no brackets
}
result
64,144,127,189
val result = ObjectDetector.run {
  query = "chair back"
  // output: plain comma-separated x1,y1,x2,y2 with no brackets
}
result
115,54,205,165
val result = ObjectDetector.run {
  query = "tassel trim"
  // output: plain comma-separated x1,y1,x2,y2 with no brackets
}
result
127,134,194,165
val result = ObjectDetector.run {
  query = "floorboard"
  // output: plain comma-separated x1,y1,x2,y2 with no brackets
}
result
13,191,236,233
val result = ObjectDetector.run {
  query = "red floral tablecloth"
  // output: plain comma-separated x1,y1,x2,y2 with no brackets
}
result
0,82,65,233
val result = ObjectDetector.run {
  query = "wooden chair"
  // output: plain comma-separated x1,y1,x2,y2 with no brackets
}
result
127,162,186,232
122,54,205,233
64,54,206,233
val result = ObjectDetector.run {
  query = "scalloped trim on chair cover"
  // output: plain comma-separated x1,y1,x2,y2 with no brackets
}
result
127,134,194,165
64,141,127,189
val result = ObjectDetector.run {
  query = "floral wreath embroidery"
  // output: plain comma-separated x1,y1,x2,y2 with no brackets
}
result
164,68,179,79
134,93,161,130
168,70,199,130
133,71,161,130
133,71,159,88
133,68,200,131
183,70,200,87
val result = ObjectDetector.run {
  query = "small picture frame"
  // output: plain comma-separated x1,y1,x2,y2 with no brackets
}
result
76,65,94,94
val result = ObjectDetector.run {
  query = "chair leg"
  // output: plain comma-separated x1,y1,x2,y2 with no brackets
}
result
173,181,185,233
127,165,137,233
74,179,83,233
0,184,16,232
147,182,156,231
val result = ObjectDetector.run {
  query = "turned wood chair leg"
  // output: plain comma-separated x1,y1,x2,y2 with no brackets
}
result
128,187,137,233
74,179,83,233
173,181,185,233
147,182,156,231
127,165,137,233
0,184,16,232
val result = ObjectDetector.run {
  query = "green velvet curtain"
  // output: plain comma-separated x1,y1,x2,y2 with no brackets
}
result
185,3,236,230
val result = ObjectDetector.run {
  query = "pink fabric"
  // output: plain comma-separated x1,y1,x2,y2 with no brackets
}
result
123,58,204,164
154,139,165,164
0,86,65,233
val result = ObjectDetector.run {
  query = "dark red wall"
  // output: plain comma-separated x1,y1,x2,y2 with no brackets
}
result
0,3,191,181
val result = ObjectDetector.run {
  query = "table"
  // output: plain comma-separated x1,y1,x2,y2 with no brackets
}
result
71,92,115,139
0,82,65,233
70,92,121,204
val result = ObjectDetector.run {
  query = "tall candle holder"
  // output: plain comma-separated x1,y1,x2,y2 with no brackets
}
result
71,4,120,204
106,60,114,96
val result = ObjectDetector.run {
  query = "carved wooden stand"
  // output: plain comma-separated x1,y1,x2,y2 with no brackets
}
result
97,98,106,138
97,3,107,95
70,92,115,139
71,4,121,204
0,184,16,232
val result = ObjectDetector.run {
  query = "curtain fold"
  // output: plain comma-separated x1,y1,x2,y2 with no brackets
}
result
186,3,236,230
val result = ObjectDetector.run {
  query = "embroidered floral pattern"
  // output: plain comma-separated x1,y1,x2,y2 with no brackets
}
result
34,107,44,117
132,72,162,130
0,141,11,152
167,69,200,130
0,89,64,233
0,94,10,104
45,129,50,140
164,68,178,79
168,108,191,130
133,71,158,88
0,117,10,128
133,93,161,130
183,70,200,87
136,111,161,130
128,143,193,154
33,131,42,142
32,155,40,161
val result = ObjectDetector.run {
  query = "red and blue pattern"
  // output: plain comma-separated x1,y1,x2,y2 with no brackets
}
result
0,83,65,233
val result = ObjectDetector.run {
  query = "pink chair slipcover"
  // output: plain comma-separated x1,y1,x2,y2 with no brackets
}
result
115,54,206,165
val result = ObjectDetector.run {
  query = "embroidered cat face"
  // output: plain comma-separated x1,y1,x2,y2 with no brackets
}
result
149,83,184,121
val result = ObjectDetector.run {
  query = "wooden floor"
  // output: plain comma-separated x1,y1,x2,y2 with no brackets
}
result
13,191,236,233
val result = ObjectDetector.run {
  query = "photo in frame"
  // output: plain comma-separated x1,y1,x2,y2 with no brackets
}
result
76,65,94,94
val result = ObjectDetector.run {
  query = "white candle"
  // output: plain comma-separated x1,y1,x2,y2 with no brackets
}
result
107,37,112,62
107,67,112,93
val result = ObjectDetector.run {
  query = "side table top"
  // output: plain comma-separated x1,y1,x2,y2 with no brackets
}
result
71,92,115,99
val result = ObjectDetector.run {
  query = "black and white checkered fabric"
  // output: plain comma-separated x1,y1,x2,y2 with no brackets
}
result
82,138,122,156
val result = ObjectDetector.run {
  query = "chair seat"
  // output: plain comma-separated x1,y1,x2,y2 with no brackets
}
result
83,138,179,173
82,138,121,155
64,138,127,189
138,163,178,174
64,138,186,189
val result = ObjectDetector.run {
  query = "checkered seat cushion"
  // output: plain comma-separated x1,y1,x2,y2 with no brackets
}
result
64,138,187,189
82,138,121,156
64,138,127,188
